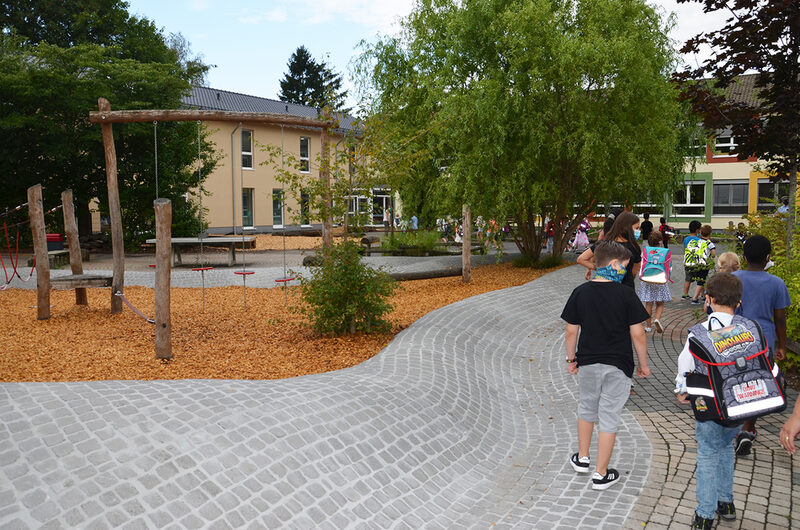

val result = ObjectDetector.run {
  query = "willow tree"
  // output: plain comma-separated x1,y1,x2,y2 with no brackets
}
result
358,0,689,260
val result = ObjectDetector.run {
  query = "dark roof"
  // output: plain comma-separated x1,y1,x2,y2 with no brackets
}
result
722,74,760,107
182,86,357,133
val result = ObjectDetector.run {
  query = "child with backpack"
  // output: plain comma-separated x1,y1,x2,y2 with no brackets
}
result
675,273,786,529
638,231,672,333
683,223,716,304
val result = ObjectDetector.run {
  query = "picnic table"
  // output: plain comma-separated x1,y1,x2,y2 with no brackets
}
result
145,237,255,267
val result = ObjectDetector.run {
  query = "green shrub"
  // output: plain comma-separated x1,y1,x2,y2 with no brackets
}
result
382,230,440,251
512,255,535,268
296,240,398,335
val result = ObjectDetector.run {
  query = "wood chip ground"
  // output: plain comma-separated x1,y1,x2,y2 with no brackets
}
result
0,263,562,382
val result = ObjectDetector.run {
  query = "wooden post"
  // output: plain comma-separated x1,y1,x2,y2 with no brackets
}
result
154,198,172,360
28,184,51,319
320,117,333,250
61,189,88,306
98,98,125,313
462,204,472,284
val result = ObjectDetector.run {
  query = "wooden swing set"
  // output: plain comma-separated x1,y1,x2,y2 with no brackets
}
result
25,97,335,359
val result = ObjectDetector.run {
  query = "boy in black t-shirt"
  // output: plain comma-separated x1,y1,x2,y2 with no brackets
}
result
561,241,651,490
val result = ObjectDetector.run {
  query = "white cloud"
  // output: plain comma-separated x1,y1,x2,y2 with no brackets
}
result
186,0,212,12
237,7,289,25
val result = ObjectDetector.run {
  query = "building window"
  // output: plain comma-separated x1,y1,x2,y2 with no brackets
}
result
242,130,253,169
272,189,283,226
713,182,748,215
672,182,705,216
757,179,790,212
242,188,254,227
300,137,309,173
300,190,310,225
713,135,737,156
372,188,393,226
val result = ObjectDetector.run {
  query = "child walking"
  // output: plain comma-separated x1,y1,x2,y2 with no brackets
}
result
638,231,672,333
562,241,651,490
675,273,747,529
732,235,792,456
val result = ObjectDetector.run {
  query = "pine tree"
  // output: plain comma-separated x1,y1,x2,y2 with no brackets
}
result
278,46,351,113
278,46,324,107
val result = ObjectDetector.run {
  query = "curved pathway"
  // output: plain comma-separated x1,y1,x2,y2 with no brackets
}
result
0,265,651,529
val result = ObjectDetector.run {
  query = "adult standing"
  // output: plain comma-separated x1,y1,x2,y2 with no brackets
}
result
779,395,800,454
577,211,642,289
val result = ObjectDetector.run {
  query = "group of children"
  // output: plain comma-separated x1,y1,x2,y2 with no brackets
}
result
564,217,792,529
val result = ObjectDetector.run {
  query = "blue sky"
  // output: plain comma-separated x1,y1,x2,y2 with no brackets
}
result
126,0,726,114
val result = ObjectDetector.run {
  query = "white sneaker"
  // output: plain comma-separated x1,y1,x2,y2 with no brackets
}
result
654,319,663,333
644,325,652,332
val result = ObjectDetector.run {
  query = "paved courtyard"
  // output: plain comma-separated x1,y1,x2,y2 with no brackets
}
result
0,259,798,528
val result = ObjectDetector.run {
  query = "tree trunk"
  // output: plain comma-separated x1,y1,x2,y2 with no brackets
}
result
787,157,797,269
462,204,471,283
76,201,93,237
512,210,543,261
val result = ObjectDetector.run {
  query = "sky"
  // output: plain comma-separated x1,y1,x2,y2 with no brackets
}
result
125,0,729,114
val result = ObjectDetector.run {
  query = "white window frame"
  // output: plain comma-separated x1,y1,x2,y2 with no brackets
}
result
299,137,310,173
712,180,749,216
672,181,706,217
272,189,284,228
713,134,738,157
756,178,790,211
242,129,253,169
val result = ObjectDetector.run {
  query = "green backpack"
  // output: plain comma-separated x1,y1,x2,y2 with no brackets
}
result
684,238,710,267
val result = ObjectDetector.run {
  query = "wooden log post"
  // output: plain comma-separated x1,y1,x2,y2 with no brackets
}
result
98,98,125,313
462,204,472,284
154,198,172,360
320,119,333,250
28,184,51,320
61,189,88,306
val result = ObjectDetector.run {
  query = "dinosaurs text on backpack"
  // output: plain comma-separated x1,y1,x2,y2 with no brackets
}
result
685,315,786,424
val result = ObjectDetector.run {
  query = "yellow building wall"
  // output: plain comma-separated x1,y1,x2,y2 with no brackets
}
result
201,122,350,233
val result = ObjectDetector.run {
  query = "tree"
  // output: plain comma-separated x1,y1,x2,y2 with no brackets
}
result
675,0,800,262
279,46,351,113
0,1,216,244
357,0,689,260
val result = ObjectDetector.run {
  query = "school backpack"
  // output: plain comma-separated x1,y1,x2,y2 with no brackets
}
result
684,238,710,267
685,315,786,424
640,246,670,284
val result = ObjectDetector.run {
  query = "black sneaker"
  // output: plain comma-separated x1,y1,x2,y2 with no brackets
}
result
570,453,590,473
691,298,702,305
591,468,620,490
693,513,714,529
735,430,756,456
681,294,692,300
717,501,736,520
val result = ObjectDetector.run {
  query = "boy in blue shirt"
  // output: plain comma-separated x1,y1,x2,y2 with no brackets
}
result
561,241,650,490
732,235,792,455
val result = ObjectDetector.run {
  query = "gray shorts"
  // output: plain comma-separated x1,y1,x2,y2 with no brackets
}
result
577,364,632,433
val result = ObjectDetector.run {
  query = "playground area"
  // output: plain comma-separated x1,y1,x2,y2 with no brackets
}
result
0,262,561,383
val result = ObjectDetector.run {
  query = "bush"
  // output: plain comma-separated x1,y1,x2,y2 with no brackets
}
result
382,230,440,251
296,240,398,335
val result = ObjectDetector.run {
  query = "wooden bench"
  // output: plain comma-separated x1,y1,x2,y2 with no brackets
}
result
144,237,255,267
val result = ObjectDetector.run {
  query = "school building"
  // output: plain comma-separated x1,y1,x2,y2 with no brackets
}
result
182,87,395,234
663,74,793,231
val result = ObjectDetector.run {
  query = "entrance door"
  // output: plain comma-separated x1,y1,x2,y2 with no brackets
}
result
242,188,254,227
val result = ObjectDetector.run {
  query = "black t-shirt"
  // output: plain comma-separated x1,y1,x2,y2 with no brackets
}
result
590,240,641,288
640,220,653,241
561,281,650,377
